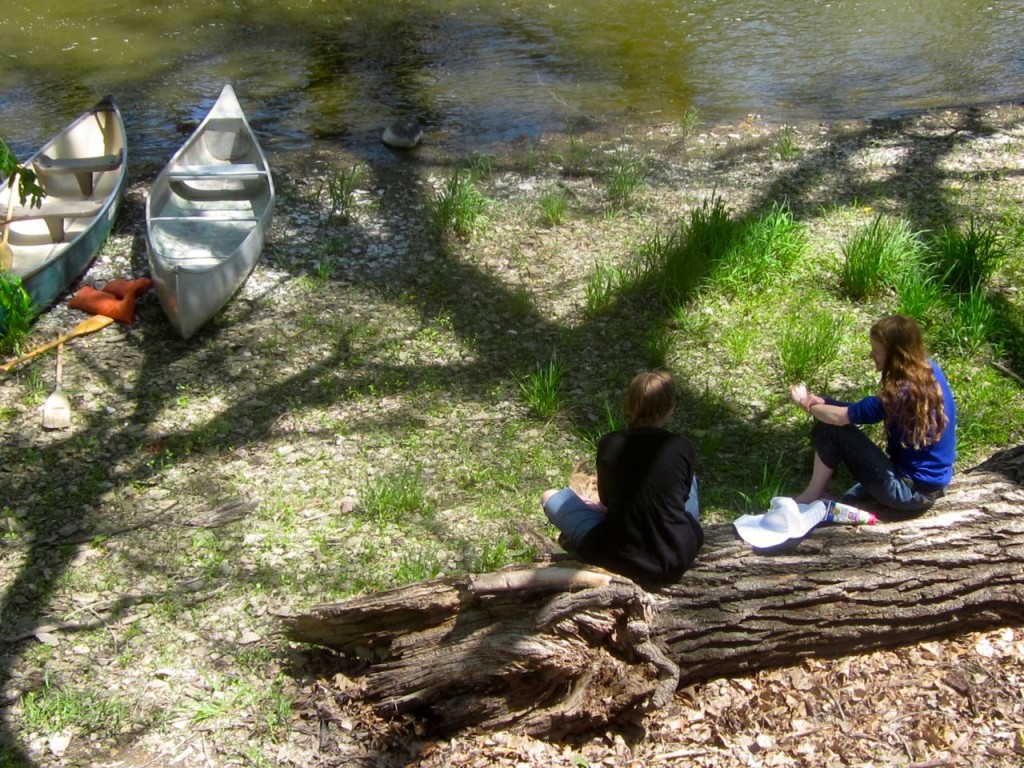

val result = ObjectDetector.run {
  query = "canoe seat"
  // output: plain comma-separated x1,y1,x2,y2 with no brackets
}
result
167,164,266,181
34,153,123,196
10,199,104,242
149,215,259,223
34,154,123,175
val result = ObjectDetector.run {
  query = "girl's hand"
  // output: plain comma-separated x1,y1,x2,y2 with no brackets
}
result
790,383,822,414
790,383,810,409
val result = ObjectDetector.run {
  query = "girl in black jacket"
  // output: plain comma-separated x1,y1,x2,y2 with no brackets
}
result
541,371,704,584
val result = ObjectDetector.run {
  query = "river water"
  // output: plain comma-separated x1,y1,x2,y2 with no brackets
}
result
1,0,1022,163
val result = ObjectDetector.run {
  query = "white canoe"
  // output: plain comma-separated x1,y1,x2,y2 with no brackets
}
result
2,96,127,313
146,84,275,339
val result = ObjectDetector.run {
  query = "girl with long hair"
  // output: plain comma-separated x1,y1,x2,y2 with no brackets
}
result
789,315,957,513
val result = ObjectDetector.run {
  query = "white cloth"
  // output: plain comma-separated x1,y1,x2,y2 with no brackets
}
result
732,497,828,548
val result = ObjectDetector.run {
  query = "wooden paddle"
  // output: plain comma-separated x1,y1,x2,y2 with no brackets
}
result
0,171,17,271
0,314,114,372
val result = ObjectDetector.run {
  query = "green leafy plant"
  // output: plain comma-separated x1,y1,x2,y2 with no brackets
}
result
0,272,33,354
1,137,46,206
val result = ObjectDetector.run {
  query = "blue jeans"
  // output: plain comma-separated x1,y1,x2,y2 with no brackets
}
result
543,477,700,551
811,422,943,513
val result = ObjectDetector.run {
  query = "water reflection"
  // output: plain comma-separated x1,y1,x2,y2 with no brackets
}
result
0,0,1021,161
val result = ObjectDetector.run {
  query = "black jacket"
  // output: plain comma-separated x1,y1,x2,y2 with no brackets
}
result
578,427,704,584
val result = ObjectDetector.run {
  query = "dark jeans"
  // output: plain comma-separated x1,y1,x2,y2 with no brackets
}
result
811,422,944,513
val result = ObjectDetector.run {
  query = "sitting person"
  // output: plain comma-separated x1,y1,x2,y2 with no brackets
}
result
789,314,957,513
540,370,704,584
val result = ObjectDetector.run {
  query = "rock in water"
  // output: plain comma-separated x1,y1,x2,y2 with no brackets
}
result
382,119,423,149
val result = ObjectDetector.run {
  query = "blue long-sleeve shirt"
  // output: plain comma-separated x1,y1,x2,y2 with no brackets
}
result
831,360,957,487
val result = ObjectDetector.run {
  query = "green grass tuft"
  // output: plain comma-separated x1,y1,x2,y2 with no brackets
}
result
516,356,567,419
709,201,807,293
650,196,739,304
679,106,701,140
732,455,798,514
360,470,432,524
644,325,673,369
839,215,923,300
604,154,646,210
428,171,489,240
20,675,129,736
538,187,570,226
318,163,363,224
927,220,1006,293
558,131,592,177
934,287,998,357
585,261,628,316
895,268,945,325
771,125,799,161
779,309,848,387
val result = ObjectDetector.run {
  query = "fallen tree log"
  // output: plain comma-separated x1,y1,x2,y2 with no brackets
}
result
281,445,1024,738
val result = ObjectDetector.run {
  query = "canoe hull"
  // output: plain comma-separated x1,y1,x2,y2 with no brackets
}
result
153,218,269,340
146,84,274,339
3,97,127,313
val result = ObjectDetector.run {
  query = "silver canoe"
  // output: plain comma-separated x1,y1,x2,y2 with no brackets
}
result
146,84,275,339
2,96,127,313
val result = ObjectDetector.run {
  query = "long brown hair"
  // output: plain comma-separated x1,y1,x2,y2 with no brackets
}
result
871,315,947,448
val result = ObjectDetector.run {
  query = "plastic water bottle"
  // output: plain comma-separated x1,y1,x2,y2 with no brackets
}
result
823,500,877,525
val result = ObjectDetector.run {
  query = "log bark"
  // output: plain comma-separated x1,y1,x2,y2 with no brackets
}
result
281,445,1024,738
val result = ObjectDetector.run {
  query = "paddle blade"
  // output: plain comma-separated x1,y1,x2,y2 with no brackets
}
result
42,342,71,429
42,390,71,429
